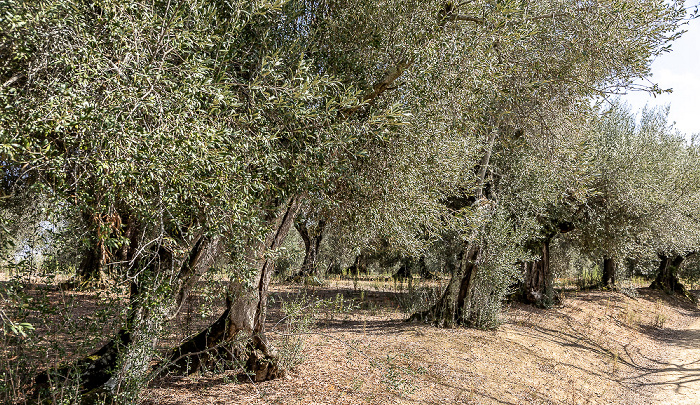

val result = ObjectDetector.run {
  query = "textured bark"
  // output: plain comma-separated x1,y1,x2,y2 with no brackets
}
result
288,218,325,280
410,245,480,326
602,257,616,288
159,195,304,381
521,240,556,307
650,253,694,295
34,234,223,401
409,126,498,326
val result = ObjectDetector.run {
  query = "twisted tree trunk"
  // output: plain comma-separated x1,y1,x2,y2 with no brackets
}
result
521,240,556,307
393,256,436,281
35,234,224,402
71,211,138,288
409,244,480,326
158,195,304,381
348,253,369,277
650,253,695,296
410,129,497,327
35,192,303,402
287,218,325,280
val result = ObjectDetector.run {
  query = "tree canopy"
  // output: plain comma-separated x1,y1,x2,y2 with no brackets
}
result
1,0,698,402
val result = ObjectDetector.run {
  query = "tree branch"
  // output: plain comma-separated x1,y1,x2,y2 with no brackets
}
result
342,58,415,117
2,74,24,88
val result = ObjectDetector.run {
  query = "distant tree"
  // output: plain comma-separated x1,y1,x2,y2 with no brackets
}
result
571,105,700,293
410,0,685,326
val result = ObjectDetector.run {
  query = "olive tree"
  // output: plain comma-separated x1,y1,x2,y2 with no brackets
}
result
570,104,700,293
407,0,686,326
1,0,405,400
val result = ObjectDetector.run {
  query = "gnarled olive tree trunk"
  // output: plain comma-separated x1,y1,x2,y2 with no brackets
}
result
158,195,304,381
409,244,480,326
36,193,303,401
410,129,497,327
650,253,695,296
348,252,369,277
521,240,554,307
287,218,325,280
393,256,435,281
35,234,224,402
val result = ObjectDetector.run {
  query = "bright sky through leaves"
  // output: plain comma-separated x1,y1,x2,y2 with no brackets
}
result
622,13,700,138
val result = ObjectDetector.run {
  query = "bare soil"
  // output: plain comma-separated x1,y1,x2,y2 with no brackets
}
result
3,276,699,404
142,280,700,405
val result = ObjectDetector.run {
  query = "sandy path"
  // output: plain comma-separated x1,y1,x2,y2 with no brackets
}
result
652,318,700,404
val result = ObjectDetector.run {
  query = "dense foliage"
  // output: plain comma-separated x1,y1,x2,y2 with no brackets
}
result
1,0,698,403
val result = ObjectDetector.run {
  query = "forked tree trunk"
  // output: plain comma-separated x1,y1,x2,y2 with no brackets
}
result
35,234,224,402
288,219,325,280
36,191,303,400
521,240,555,307
158,195,304,381
650,253,694,295
602,257,616,288
409,244,480,326
410,128,498,327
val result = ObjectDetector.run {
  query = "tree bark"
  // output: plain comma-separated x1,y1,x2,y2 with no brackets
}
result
35,233,224,402
74,243,109,286
158,195,304,381
650,253,694,295
287,218,325,280
392,258,412,281
409,244,480,326
409,128,498,327
602,257,616,288
521,240,556,307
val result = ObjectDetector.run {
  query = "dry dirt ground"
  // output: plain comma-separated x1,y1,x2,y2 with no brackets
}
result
140,280,700,405
650,311,700,404
3,276,700,404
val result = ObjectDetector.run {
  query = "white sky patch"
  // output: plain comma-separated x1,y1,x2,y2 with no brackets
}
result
622,14,700,139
